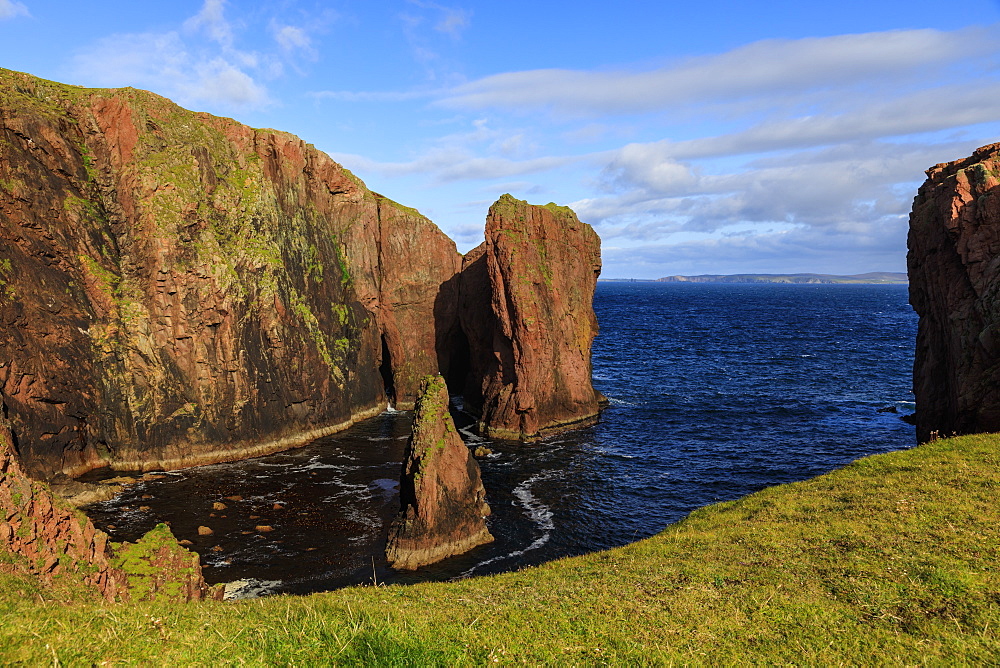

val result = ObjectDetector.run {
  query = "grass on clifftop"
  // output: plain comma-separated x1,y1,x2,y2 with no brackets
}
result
2,433,1000,664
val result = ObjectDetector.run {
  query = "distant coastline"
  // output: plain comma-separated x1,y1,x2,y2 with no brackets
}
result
600,272,908,285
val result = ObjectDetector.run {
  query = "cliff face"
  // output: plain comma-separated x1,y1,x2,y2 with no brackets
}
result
459,195,603,440
908,143,1000,442
385,375,492,570
0,69,459,478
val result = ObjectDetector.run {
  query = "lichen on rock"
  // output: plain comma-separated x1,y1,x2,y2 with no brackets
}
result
385,375,492,570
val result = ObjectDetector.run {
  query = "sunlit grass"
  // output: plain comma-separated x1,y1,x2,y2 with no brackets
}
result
2,433,999,664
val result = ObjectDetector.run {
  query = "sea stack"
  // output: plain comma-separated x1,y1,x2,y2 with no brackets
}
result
459,195,603,440
908,142,1000,441
385,375,492,570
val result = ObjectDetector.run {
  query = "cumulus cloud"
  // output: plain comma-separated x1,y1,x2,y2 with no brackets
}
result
67,0,328,111
583,140,980,237
0,0,28,20
441,26,1000,115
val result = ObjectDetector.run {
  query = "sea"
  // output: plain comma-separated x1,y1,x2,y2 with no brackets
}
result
84,282,917,597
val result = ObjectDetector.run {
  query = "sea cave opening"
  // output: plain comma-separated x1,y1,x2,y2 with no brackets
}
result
444,325,471,401
379,334,396,408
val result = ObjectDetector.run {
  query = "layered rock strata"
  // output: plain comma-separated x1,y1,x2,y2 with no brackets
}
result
458,195,603,440
0,407,217,601
385,375,492,570
908,142,1000,441
0,69,459,478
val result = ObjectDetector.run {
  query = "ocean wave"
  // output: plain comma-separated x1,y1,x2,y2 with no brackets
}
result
457,470,556,578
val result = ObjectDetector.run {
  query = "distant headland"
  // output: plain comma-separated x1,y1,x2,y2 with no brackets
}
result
601,272,908,284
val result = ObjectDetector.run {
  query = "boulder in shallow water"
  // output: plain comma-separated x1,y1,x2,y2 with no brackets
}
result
385,375,492,570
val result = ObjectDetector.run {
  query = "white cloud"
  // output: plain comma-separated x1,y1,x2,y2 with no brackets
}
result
441,26,1000,115
183,0,234,48
583,140,982,239
274,24,311,52
0,0,28,19
616,84,1000,163
406,0,471,38
332,147,575,183
309,89,438,103
72,30,269,110
70,0,277,111
186,58,268,107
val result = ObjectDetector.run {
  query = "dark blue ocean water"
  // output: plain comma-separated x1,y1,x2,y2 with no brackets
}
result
85,282,917,596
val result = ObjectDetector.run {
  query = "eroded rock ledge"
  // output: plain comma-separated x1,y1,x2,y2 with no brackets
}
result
385,375,492,570
908,142,1000,441
0,408,219,601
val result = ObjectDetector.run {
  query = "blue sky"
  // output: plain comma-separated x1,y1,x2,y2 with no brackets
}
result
2,1,999,278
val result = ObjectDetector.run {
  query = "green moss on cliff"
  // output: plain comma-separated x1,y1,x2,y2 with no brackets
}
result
542,201,574,217
0,68,98,120
111,523,198,602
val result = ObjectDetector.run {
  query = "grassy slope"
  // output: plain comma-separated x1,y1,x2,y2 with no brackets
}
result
2,433,999,665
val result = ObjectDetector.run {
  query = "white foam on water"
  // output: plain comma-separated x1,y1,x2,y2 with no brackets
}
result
458,426,485,443
457,470,557,578
223,578,284,600
606,396,638,407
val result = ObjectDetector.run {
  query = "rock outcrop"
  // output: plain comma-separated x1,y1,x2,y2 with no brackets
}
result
0,69,459,478
458,195,603,440
0,69,605,483
385,375,492,570
0,405,218,601
908,142,1000,441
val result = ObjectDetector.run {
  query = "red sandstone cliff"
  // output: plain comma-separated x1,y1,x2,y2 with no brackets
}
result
459,195,603,440
0,69,459,478
385,375,492,570
908,142,1000,441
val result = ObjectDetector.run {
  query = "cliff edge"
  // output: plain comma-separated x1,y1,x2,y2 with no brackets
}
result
908,142,1000,441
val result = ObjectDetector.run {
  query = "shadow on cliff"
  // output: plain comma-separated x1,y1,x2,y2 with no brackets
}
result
433,272,469,397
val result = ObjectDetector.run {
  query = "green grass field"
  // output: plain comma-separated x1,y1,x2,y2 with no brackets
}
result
2,433,999,665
